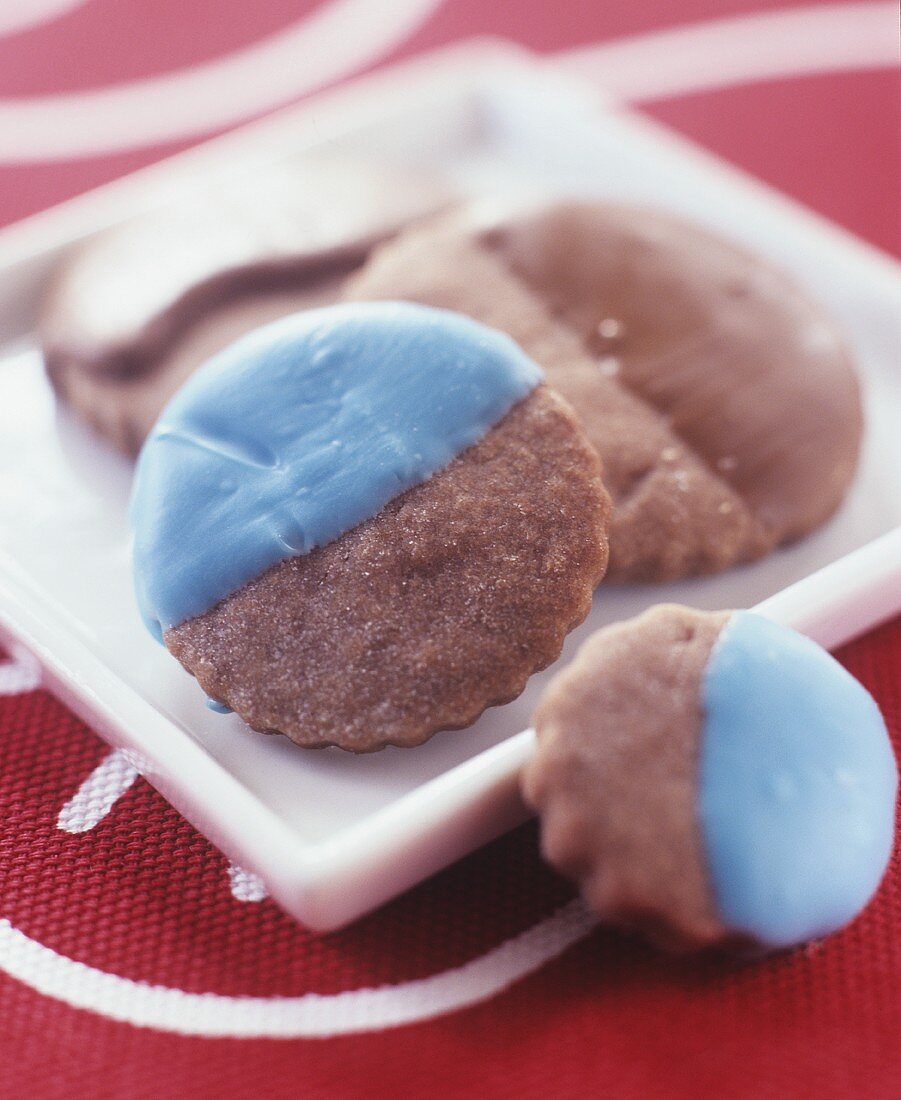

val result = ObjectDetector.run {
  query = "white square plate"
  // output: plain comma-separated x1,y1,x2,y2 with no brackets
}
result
0,43,899,929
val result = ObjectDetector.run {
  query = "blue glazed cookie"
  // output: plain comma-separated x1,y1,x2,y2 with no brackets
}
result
523,604,897,951
131,302,611,751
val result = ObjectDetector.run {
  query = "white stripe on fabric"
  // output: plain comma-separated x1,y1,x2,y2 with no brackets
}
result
0,899,596,1036
227,863,270,903
0,646,41,695
0,0,86,39
559,2,898,103
0,2,894,160
0,0,444,161
56,749,140,833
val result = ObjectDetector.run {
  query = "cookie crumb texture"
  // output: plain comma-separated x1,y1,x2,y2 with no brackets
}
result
523,604,731,950
166,385,610,752
347,202,862,582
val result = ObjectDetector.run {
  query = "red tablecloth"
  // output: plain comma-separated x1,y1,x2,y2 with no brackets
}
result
1,3,898,1097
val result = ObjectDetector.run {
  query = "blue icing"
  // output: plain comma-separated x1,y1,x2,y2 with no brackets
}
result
698,611,897,948
206,698,233,714
131,301,542,636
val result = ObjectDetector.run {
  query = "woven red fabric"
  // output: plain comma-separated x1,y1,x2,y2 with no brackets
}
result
1,0,898,256
1,619,899,1098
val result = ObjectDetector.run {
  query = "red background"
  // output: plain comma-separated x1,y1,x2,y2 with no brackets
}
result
0,2,898,1097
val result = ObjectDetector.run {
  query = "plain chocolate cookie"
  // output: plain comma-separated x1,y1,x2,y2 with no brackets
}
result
40,157,451,455
346,201,862,582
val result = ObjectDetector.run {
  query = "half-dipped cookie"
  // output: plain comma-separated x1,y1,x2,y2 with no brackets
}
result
132,302,611,751
346,201,863,582
40,157,451,455
522,605,897,951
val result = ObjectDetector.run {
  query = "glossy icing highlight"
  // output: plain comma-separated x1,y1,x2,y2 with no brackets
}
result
131,302,542,635
698,611,897,948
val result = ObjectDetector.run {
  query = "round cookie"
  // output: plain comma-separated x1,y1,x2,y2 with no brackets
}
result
40,157,451,456
345,201,863,582
522,605,896,951
132,302,610,751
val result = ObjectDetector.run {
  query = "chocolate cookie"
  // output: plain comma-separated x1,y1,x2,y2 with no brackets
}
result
132,303,610,751
522,605,896,951
346,201,863,582
40,158,451,455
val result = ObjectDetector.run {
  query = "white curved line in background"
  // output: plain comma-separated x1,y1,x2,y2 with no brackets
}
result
0,0,444,161
57,748,139,832
559,1,899,103
0,0,894,163
0,899,596,1036
0,645,42,694
0,0,87,39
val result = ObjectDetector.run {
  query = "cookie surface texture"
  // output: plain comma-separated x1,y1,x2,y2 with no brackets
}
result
132,302,610,751
347,201,862,581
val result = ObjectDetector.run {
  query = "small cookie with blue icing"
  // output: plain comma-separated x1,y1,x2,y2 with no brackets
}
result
131,302,610,751
522,605,897,951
